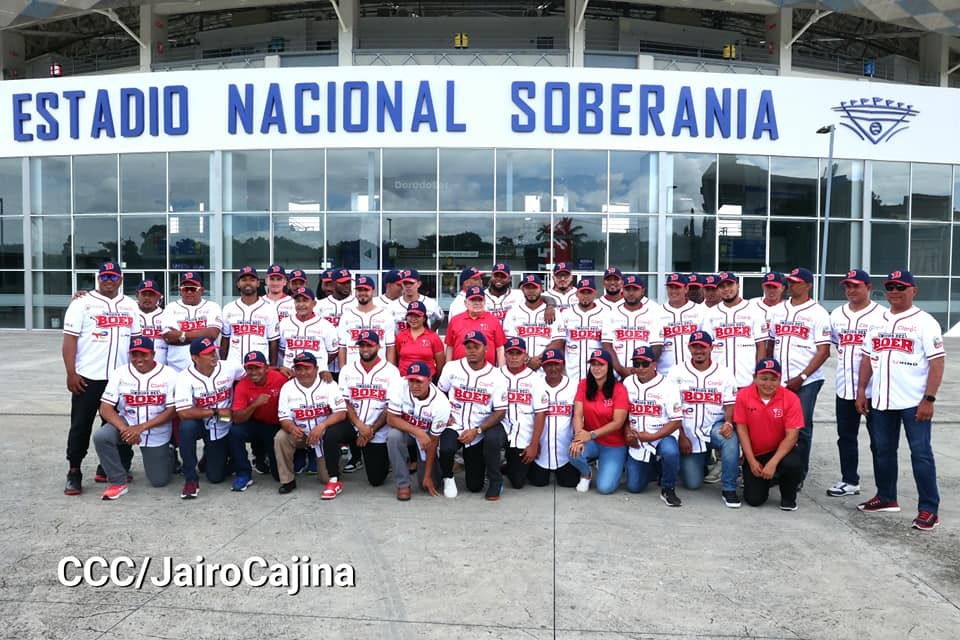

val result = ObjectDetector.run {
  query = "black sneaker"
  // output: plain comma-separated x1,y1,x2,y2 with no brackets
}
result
278,480,297,495
64,469,82,496
343,457,364,473
253,458,270,475
660,487,682,507
485,483,503,501
722,490,742,508
780,498,798,511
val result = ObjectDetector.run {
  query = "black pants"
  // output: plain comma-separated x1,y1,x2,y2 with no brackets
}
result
742,448,803,507
66,378,109,468
322,422,390,486
438,425,506,493
528,462,581,488
504,446,531,489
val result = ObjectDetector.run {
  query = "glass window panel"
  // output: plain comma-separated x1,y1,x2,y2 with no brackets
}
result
545,214,605,269
770,157,817,217
954,226,960,275
953,167,960,221
0,158,23,215
718,155,768,217
610,152,657,214
120,215,166,270
223,214,270,269
327,149,380,212
31,156,70,214
913,277,948,331
225,150,269,212
821,158,864,219
495,214,551,272
0,217,23,269
169,214,211,270
496,150,551,213
871,161,909,220
669,153,716,215
169,152,210,212
719,218,767,273
120,154,165,213
438,213,494,271
439,149,494,212
0,271,24,328
870,221,909,274
274,213,325,270
769,220,816,274
554,150,607,213
73,155,117,214
821,276,857,312
381,213,434,270
31,216,71,269
383,149,436,212
951,278,960,329
74,216,118,269
668,215,715,272
910,163,951,221
272,149,324,212
328,212,379,271
608,215,657,273
33,270,72,329
910,223,950,276
818,220,863,275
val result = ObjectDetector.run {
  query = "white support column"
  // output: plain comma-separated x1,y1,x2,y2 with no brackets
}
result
0,31,26,80
335,0,357,67
919,33,949,87
139,5,167,72
765,8,792,75
566,0,587,68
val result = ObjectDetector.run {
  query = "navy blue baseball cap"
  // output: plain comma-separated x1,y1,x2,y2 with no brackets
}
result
406,300,427,316
755,358,782,377
603,267,623,280
577,277,597,292
236,266,258,281
266,264,286,277
288,269,308,284
717,271,738,285
405,361,432,381
588,349,614,367
129,336,154,353
492,263,511,276
320,269,334,283
356,329,380,345
384,269,403,285
787,267,814,284
505,337,527,352
355,275,376,290
689,331,713,347
190,337,217,356
136,280,162,294
885,269,916,287
401,268,421,283
243,351,268,367
292,287,316,300
520,274,543,288
541,349,564,365
623,274,646,289
459,266,483,285
293,352,318,367
702,274,720,288
99,261,122,277
333,268,352,283
665,272,687,287
762,271,784,288
841,269,871,285
465,285,485,300
631,346,656,362
463,330,487,346
687,273,703,288
180,271,202,286
553,261,572,274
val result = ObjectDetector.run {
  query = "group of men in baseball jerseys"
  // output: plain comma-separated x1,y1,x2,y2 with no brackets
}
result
61,260,945,530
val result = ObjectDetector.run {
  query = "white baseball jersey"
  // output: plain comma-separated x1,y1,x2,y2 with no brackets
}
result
535,376,577,470
220,297,280,366
545,287,577,312
278,377,347,456
621,373,684,462
315,294,356,373
63,291,142,380
602,304,666,369
338,358,402,445
272,295,296,323
447,291,467,320
137,307,168,365
387,294,444,332
500,366,547,449
278,313,338,371
503,301,566,358
860,306,945,411
387,382,452,460
596,295,624,314
484,288,525,322
560,303,608,382
749,297,781,339
101,362,178,447
667,361,737,453
337,305,397,366
437,359,509,447
768,298,832,384
702,300,768,388
174,360,244,441
160,299,223,371
658,301,705,372
830,302,887,400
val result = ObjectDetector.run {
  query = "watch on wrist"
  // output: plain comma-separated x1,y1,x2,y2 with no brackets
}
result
799,373,808,381
475,426,483,435
923,394,936,403
179,332,187,344
590,431,597,440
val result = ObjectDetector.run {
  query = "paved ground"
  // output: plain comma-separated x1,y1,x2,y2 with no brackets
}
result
1,331,959,640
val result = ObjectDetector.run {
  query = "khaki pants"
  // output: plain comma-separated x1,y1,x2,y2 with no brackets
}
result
274,430,329,484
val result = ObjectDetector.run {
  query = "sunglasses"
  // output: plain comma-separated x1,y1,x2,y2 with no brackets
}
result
180,286,200,292
885,283,909,292
632,361,653,368
98,274,120,282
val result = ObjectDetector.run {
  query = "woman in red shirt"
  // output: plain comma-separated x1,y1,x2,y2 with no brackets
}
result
568,349,629,494
393,301,445,380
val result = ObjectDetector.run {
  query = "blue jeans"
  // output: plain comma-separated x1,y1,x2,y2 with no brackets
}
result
835,396,875,486
678,422,741,492
179,419,229,484
626,437,679,492
871,407,940,513
569,440,628,494
795,379,824,481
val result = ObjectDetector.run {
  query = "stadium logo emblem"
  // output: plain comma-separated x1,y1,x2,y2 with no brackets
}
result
831,98,919,145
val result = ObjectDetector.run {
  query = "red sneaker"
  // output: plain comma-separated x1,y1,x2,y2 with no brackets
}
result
912,511,940,531
321,481,343,500
101,484,128,500
180,481,199,499
857,496,900,513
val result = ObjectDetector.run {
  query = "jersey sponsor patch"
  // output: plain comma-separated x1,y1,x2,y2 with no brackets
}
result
630,402,663,417
141,327,163,338
663,324,697,338
546,403,573,416
615,328,650,341
873,336,915,353
569,328,601,341
838,331,866,346
232,323,266,337
286,338,321,350
179,319,208,332
122,392,166,406
194,388,232,408
453,387,492,405
775,323,810,339
349,328,385,340
681,389,723,405
292,405,333,420
350,386,387,401
401,412,432,430
508,391,533,405
96,314,134,328
714,325,751,339
516,325,552,338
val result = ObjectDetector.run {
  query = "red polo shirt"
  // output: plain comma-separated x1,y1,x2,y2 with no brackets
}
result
733,384,803,457
232,369,289,424
574,379,629,447
396,328,444,376
444,311,506,365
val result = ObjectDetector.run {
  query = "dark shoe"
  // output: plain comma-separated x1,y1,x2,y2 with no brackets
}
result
180,480,199,499
253,458,269,475
485,483,503,501
912,511,940,531
278,480,297,495
396,486,412,501
94,472,108,483
64,469,82,496
857,496,900,513
780,498,798,511
344,457,364,473
198,455,206,473
722,490,742,508
660,487,682,507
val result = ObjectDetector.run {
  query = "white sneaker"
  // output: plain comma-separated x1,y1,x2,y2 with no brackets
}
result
575,477,591,493
826,481,860,497
703,463,721,484
442,477,458,498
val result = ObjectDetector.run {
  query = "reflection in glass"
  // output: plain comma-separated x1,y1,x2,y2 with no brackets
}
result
912,277,948,330
327,149,379,211
224,214,270,268
381,213,435,270
910,224,949,276
225,150,269,212
383,149,436,212
608,215,657,272
0,271,24,328
0,217,23,269
554,150,607,212
495,214,550,271
770,157,817,217
120,216,166,269
496,150,550,213
910,163,951,221
274,213,325,270
33,270,72,330
74,216,118,268
169,214,211,270
610,152,657,213
951,278,960,329
717,155,768,217
0,158,23,215
273,149,324,212
871,161,909,220
329,212,379,271
669,153,716,215
31,156,70,214
438,213,494,271
169,152,210,212
718,218,766,273
954,167,960,221
769,220,815,273
31,216,71,269
870,222,908,274
121,154,165,212
74,155,118,214
667,215,715,272
439,149,494,211
821,159,864,219
819,220,862,274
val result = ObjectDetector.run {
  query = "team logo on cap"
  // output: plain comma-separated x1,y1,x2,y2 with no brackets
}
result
832,98,918,146
239,266,255,275
357,329,379,344
245,352,258,362
130,337,151,350
890,270,901,279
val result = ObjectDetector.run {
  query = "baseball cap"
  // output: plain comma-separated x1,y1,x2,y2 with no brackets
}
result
333,268,352,283
689,331,713,347
136,280,162,294
99,261,122,277
236,266,258,281
840,269,871,285
717,271,738,285
631,346,656,362
504,337,527,353
243,351,268,367
702,274,720,288
755,358,782,377
459,266,483,285
320,269,334,283
292,287,316,300
266,264,286,277
603,266,623,280
129,336,154,353
520,274,543,288
180,272,202,287
288,269,308,284
541,348,564,365
492,263,511,276
665,272,687,287
292,352,318,367
577,277,597,292
465,285,485,300
553,261,572,274
400,268,420,283
356,329,380,345
406,301,427,316
405,361,431,381
687,273,703,288
463,330,487,346
623,274,646,289
384,269,403,285
786,267,814,284
885,269,916,287
189,337,217,356
761,271,784,288
588,349,614,367
355,275,376,290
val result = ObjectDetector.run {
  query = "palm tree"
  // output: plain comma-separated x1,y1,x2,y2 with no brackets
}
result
537,217,586,263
